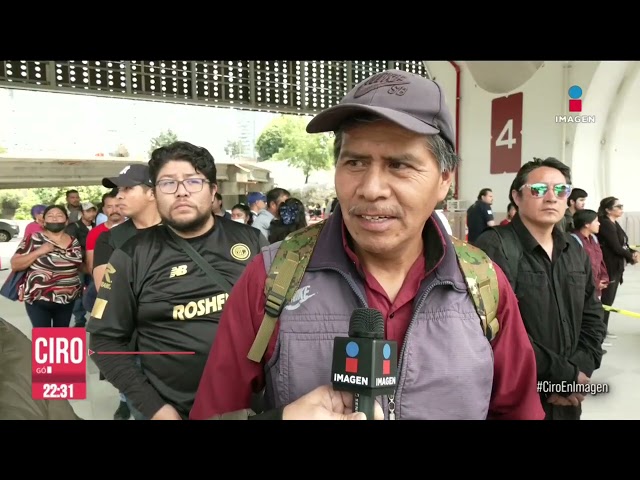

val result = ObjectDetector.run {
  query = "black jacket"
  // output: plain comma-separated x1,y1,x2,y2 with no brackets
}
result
475,214,606,420
556,208,574,232
65,220,95,256
597,216,636,284
87,217,268,419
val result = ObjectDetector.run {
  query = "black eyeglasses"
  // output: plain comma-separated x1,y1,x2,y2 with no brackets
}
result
613,204,624,209
520,183,572,199
156,178,210,194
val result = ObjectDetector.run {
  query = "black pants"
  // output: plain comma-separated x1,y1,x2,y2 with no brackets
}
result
601,280,621,331
25,300,74,328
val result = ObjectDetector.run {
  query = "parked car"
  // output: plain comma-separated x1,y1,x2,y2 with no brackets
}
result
0,220,20,242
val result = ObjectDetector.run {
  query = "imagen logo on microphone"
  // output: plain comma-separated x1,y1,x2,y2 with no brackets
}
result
382,343,391,375
345,341,359,373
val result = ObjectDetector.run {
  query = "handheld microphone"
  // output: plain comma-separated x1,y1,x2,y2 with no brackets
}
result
331,308,398,419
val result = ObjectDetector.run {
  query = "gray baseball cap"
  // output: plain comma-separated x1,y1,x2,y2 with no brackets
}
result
306,69,456,150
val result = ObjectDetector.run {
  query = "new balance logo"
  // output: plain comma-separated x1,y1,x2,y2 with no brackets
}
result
170,265,188,278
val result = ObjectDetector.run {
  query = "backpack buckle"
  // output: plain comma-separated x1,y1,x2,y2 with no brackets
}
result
265,290,286,318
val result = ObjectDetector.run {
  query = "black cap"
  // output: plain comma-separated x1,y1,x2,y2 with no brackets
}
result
102,164,153,189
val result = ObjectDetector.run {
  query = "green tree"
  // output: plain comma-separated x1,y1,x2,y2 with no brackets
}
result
33,187,66,206
272,117,332,184
14,190,42,219
255,117,287,161
0,190,21,218
33,186,105,207
0,145,6,154
1,186,109,220
224,139,244,158
149,129,179,157
257,115,332,183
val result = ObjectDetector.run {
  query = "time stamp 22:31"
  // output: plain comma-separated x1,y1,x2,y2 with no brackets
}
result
36,383,85,399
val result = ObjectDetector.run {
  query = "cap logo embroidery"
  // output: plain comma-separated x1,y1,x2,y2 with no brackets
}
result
353,72,410,98
119,166,131,174
387,85,408,96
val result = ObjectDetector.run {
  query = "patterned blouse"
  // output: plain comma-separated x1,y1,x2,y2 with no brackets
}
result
15,231,83,305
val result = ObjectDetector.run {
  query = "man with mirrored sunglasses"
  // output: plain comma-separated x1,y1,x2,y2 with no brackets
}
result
475,157,606,420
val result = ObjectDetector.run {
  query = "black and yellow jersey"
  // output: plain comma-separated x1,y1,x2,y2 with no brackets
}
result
87,216,268,419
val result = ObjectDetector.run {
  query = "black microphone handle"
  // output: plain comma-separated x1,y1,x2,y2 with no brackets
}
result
353,392,376,420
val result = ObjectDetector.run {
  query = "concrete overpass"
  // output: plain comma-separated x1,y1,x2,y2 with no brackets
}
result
0,60,430,194
0,153,274,206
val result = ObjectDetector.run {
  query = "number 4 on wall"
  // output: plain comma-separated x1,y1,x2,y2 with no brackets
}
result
490,92,523,174
495,119,517,149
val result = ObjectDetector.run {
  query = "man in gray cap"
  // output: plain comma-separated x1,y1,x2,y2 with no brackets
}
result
191,70,543,421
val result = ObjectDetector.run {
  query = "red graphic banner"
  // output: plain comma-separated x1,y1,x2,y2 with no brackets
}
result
32,328,87,400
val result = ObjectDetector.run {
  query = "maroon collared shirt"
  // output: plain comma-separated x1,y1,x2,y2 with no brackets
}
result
191,218,544,420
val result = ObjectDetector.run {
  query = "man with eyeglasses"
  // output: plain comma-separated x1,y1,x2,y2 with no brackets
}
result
475,157,606,420
87,142,268,420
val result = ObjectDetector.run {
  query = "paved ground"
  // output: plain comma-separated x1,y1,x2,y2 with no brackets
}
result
2,233,640,420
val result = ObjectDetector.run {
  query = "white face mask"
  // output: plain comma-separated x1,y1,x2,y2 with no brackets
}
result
232,217,246,224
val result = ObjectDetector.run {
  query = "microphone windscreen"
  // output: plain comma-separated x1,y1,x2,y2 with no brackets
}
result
348,308,385,339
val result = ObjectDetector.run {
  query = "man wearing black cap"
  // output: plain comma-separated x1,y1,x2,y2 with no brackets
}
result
88,142,267,420
91,163,162,420
92,164,162,290
192,69,544,420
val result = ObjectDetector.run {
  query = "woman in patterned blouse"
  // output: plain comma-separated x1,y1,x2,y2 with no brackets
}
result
10,205,83,328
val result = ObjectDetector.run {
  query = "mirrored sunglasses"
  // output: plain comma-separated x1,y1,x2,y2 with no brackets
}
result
521,183,572,198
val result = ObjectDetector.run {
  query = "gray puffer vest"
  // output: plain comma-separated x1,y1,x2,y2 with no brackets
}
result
261,209,494,419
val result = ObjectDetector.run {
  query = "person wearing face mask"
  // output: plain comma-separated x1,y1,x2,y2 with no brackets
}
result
231,203,254,225
10,205,83,328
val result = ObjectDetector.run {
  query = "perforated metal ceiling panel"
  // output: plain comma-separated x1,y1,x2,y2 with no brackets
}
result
0,60,429,114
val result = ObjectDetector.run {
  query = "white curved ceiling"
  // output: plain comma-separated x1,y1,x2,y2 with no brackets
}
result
463,61,545,94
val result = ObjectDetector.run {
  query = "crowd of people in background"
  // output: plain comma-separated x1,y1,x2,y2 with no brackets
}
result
1,68,637,422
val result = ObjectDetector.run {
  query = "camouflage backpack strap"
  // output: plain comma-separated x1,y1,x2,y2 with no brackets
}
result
247,221,326,363
450,236,500,342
